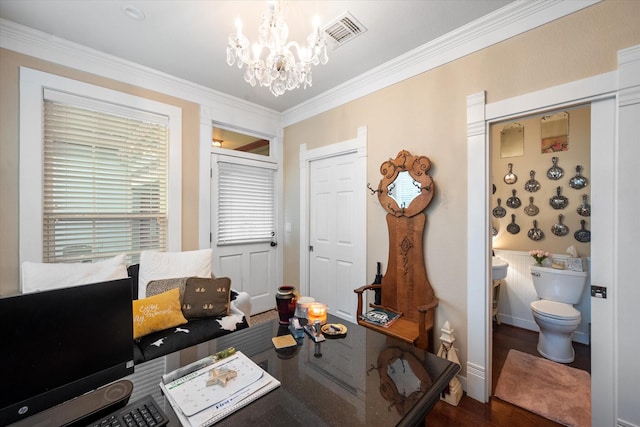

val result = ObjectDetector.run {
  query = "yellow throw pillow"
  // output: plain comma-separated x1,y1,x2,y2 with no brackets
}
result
132,288,187,339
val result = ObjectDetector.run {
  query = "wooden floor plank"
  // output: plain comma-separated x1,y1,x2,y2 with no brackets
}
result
425,323,590,426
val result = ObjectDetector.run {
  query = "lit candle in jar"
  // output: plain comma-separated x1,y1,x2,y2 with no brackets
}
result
307,302,327,324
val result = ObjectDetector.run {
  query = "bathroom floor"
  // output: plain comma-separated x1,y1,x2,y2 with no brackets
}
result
425,323,591,426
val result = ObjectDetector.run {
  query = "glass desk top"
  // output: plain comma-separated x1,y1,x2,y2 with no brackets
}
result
130,314,459,427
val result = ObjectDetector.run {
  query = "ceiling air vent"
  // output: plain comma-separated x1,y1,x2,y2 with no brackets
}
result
323,12,367,48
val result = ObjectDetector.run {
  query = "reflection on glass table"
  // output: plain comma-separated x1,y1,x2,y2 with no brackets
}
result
129,313,459,427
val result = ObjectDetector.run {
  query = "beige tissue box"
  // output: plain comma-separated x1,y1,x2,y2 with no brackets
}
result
567,257,584,272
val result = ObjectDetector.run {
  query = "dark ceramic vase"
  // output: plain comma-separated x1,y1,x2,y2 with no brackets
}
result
275,285,296,325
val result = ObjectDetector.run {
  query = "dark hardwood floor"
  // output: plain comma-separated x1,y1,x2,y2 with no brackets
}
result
424,323,590,426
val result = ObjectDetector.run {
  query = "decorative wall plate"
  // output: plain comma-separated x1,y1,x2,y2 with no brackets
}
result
528,220,545,241
507,214,520,234
524,196,539,216
506,189,521,209
524,170,540,192
569,165,588,189
577,194,591,217
551,214,569,236
546,156,564,180
549,186,568,209
504,163,518,184
574,220,591,242
492,198,506,218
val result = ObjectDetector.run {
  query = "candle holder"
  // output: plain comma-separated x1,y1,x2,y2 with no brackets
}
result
295,296,315,319
307,302,327,325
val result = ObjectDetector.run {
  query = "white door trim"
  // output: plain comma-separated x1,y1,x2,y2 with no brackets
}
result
466,70,618,405
299,126,368,298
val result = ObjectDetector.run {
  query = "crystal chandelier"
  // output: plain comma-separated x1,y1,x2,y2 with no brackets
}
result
226,1,328,97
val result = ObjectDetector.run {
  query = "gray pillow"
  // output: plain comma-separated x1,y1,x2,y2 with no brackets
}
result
146,277,189,300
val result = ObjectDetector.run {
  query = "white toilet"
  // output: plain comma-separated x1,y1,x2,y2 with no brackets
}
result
530,265,587,363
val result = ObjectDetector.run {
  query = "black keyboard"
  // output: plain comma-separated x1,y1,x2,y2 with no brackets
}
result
87,394,169,427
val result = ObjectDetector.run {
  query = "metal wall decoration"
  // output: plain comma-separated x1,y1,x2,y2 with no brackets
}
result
504,163,517,184
507,214,520,234
493,198,506,218
506,189,521,209
549,186,569,210
569,165,588,189
528,220,544,241
546,156,564,180
493,117,591,246
574,220,591,243
524,197,539,216
577,194,591,217
551,214,569,237
524,170,540,192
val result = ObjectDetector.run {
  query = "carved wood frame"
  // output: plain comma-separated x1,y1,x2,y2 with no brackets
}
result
376,150,435,217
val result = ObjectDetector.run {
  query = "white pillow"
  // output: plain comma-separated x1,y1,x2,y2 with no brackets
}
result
21,254,128,294
138,249,213,299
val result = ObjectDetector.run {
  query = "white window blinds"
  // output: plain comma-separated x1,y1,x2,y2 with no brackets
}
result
42,90,169,263
217,161,275,245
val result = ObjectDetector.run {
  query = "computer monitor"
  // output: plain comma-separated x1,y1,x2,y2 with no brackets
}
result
0,278,134,425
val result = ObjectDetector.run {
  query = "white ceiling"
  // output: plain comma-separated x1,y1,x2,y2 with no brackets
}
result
0,0,513,112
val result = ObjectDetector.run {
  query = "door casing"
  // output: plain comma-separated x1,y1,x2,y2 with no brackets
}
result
466,70,619,427
299,126,367,323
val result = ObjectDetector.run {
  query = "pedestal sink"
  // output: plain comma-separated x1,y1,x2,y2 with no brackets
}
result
491,257,508,324
492,256,509,280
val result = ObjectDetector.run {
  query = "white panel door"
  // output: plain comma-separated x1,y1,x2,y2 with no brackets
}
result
309,152,362,322
211,155,278,314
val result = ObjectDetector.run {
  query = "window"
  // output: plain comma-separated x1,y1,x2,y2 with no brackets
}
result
19,68,182,265
216,160,275,245
42,91,169,262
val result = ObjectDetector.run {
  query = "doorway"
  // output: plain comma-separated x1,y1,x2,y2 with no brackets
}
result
489,105,592,394
465,72,618,420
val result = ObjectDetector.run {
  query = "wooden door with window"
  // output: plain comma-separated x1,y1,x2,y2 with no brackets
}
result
210,154,278,314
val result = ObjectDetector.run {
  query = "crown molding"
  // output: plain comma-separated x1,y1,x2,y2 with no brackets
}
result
0,18,281,134
1,0,600,130
281,0,601,127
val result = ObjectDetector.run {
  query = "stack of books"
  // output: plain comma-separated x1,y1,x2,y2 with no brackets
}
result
160,351,280,426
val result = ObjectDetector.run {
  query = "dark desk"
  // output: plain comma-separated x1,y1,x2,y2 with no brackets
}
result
131,314,459,426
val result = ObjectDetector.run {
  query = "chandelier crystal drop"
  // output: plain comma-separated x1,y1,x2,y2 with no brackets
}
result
226,1,328,97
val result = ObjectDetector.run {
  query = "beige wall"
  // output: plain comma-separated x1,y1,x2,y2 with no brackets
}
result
283,0,640,375
0,49,201,296
1,0,638,372
491,105,591,255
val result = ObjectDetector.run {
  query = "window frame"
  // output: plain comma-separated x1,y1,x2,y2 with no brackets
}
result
19,67,182,266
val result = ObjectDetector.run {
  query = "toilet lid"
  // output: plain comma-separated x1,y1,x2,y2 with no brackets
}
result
531,300,580,320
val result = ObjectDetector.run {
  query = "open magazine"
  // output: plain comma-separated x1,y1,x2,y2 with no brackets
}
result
160,351,280,426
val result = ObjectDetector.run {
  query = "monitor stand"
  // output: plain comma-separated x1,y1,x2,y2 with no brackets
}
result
11,379,133,427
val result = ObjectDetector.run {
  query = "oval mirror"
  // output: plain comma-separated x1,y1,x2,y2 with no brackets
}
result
387,171,421,209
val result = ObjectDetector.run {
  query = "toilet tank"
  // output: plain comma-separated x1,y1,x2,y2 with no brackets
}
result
530,265,588,304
